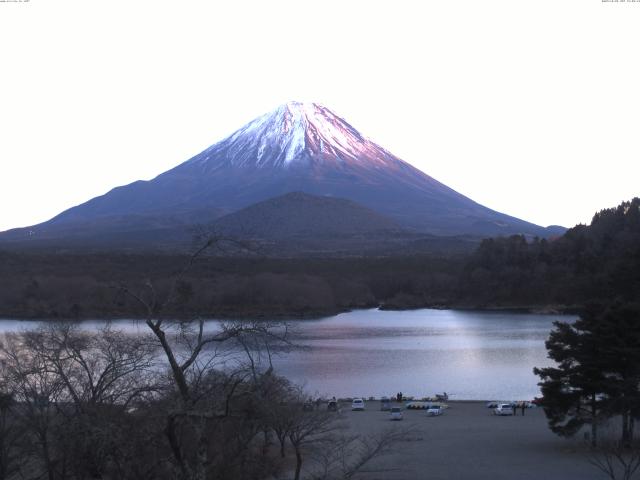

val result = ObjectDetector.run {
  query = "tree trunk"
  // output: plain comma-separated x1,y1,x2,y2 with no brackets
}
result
39,433,55,480
165,415,188,480
622,411,631,448
262,429,270,457
591,395,598,448
193,418,208,480
276,432,286,458
293,446,302,480
146,321,190,401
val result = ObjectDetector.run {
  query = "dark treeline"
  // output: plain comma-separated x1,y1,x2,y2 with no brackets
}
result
0,253,463,319
1,198,638,320
460,197,640,308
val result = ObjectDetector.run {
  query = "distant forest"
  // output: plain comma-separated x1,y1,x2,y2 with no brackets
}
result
1,198,638,320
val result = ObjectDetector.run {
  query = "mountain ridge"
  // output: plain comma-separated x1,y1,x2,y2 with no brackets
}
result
0,101,565,249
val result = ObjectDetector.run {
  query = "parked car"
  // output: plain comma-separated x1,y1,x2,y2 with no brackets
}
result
426,404,442,416
486,400,511,409
380,397,391,411
494,403,515,416
390,406,403,420
351,398,365,411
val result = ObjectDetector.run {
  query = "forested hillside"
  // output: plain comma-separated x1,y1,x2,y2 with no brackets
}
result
0,254,462,319
459,197,640,308
0,198,637,320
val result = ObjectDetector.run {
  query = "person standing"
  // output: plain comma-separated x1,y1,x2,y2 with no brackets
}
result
521,402,526,416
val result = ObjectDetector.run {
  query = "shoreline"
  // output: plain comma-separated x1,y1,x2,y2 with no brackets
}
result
317,399,537,405
0,303,581,322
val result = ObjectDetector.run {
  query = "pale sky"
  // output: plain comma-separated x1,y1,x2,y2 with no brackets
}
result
1,0,639,232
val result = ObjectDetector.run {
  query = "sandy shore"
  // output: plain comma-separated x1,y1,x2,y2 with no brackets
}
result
330,401,604,480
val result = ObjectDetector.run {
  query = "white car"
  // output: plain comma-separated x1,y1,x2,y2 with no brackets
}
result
351,398,365,411
426,404,443,416
494,403,515,416
390,406,403,420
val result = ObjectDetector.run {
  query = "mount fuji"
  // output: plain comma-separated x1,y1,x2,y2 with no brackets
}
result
1,102,563,250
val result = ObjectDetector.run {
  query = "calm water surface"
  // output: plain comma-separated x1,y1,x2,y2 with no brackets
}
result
0,309,573,401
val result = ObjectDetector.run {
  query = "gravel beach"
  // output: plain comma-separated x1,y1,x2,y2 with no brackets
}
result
331,401,604,480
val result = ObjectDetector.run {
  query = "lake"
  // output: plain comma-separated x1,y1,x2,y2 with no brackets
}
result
0,308,573,401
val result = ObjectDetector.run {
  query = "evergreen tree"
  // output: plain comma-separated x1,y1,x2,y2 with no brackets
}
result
592,303,640,446
534,311,609,446
535,302,640,446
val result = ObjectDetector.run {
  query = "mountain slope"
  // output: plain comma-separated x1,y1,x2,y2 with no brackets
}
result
1,101,563,248
213,192,402,239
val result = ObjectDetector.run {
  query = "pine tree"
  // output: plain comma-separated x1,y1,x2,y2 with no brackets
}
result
535,303,640,447
592,303,640,446
534,311,609,446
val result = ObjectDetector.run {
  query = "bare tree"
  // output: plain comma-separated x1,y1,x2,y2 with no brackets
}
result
0,322,160,480
270,398,299,459
307,428,411,480
588,432,640,480
286,406,343,480
0,390,25,480
0,332,66,480
118,237,292,480
25,322,158,411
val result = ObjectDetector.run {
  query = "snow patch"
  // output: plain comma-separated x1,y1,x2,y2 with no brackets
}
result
190,101,400,171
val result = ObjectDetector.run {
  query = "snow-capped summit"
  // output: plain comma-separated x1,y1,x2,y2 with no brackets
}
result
190,101,397,171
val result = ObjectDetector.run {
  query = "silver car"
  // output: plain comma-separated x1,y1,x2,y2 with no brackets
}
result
390,406,403,420
494,403,515,416
426,404,442,416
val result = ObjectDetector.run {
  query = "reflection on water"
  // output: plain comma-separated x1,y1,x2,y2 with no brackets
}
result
269,309,570,401
0,309,573,400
